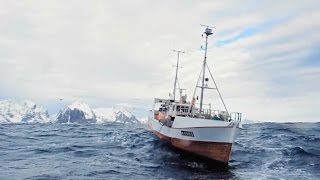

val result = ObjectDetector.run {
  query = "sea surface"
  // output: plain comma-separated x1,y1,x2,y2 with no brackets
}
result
0,122,319,180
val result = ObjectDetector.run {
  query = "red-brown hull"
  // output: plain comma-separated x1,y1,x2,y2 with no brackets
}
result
152,130,232,164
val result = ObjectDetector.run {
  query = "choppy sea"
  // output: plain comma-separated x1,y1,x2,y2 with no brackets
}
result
0,122,319,180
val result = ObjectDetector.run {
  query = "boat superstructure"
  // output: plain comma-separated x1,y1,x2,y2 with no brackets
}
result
148,25,242,164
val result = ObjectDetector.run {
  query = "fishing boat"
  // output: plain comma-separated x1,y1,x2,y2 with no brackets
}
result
148,25,242,165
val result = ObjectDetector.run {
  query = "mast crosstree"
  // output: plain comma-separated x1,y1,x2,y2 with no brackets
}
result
172,49,184,101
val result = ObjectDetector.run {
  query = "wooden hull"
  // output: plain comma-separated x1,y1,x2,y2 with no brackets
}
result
148,114,241,164
152,129,232,164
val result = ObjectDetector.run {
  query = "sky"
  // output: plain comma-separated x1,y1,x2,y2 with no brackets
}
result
0,0,319,122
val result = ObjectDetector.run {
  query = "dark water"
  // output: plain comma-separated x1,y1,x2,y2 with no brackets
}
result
0,122,319,180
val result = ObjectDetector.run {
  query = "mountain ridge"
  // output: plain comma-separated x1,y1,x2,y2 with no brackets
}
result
0,100,50,123
0,100,141,124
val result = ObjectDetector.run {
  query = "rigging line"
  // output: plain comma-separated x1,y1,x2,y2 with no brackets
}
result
177,79,181,99
177,78,181,90
205,64,229,116
188,65,204,116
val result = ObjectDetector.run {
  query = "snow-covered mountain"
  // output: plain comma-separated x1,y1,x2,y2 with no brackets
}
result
0,100,50,123
94,107,140,124
53,101,97,123
53,101,140,124
0,100,141,124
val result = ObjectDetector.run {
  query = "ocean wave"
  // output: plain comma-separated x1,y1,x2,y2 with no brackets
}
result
0,122,319,179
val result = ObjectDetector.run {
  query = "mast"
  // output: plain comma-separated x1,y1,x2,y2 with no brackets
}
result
172,49,184,101
199,25,213,113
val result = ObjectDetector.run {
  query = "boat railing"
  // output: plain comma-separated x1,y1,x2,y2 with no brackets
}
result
152,107,242,122
229,111,242,121
191,108,242,121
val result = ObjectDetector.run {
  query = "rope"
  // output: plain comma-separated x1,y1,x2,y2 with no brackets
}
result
206,64,229,116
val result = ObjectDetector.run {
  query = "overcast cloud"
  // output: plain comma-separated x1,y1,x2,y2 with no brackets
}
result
0,0,319,122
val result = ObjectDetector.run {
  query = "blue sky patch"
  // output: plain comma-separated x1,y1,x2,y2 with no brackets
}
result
300,49,320,67
216,27,259,47
215,17,292,47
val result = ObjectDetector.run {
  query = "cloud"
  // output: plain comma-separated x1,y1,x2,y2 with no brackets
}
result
0,0,319,121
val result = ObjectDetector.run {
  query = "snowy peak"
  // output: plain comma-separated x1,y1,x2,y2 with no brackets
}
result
55,102,139,124
113,107,134,118
0,100,50,123
94,108,116,122
23,100,37,109
54,101,96,123
67,101,95,120
93,107,139,124
0,99,142,124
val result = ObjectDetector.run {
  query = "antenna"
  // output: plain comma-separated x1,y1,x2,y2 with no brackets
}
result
200,24,215,29
172,49,185,101
200,24,215,37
